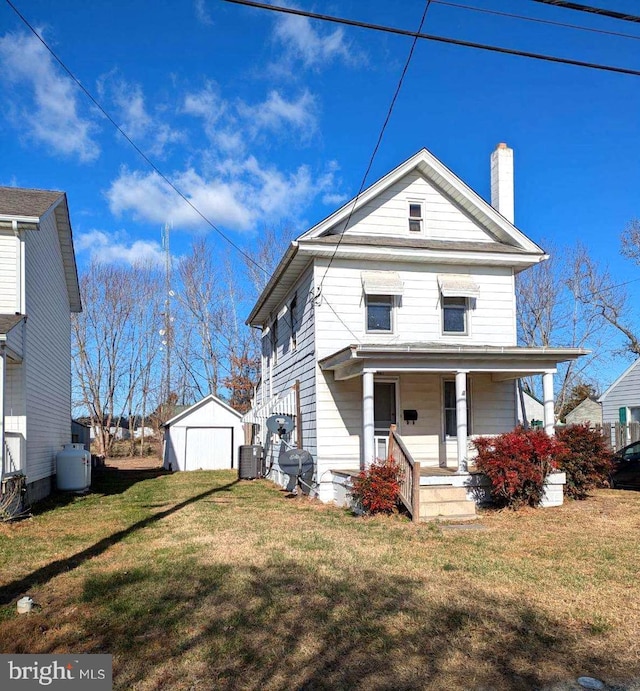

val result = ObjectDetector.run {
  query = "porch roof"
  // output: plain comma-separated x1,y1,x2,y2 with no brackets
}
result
319,342,588,381
0,314,24,338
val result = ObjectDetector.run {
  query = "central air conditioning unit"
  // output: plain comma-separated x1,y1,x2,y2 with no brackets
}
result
238,444,263,479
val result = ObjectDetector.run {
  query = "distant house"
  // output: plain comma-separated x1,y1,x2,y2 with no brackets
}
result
599,359,640,424
565,398,602,426
163,394,244,471
0,187,82,504
517,390,544,427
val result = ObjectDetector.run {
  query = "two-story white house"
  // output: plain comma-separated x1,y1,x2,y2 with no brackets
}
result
0,187,82,508
244,145,585,516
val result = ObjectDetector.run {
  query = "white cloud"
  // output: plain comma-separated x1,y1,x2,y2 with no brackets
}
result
272,11,361,69
75,229,166,267
0,31,99,162
104,76,183,157
194,0,213,25
241,90,317,136
106,157,341,233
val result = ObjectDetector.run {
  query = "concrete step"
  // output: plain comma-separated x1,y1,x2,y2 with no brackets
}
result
419,500,477,518
418,484,477,521
420,485,469,503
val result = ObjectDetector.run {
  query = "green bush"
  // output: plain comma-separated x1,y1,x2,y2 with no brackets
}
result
350,457,401,515
555,424,614,499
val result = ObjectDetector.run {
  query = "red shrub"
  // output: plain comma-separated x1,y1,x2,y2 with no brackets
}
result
555,424,614,499
473,428,567,509
350,457,401,515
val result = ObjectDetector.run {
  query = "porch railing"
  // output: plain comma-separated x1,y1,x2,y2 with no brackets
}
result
388,424,420,522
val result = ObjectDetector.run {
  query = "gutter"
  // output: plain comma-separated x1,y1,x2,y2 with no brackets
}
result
246,241,299,326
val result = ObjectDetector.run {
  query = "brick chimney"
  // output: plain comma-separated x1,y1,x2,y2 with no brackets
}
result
490,142,514,224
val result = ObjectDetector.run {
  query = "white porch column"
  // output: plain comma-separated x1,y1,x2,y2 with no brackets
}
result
542,370,555,436
456,370,468,473
362,371,375,468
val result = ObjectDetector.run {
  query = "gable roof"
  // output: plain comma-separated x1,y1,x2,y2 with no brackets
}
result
162,394,243,427
0,314,24,338
247,148,547,327
598,358,640,402
0,187,81,313
299,148,544,254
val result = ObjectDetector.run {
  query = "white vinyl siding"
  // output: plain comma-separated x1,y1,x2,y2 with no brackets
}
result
23,212,73,484
265,265,317,463
335,171,496,243
314,259,516,359
0,230,18,313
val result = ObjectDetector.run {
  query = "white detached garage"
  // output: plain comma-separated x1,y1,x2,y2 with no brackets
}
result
163,395,244,471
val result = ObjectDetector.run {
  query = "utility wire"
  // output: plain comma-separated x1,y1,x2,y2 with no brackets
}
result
529,0,640,24
4,0,268,276
433,0,640,41
316,0,433,301
224,0,640,77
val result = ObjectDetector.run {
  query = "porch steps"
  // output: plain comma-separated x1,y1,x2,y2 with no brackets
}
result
418,485,477,522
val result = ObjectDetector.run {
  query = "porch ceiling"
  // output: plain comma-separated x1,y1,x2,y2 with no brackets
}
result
319,343,589,381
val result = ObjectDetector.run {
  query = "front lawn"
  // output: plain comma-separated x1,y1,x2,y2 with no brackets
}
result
0,467,638,690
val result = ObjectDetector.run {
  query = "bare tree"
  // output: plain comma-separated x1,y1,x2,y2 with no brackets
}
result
72,262,163,457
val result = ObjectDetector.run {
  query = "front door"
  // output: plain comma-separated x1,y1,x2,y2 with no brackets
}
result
374,381,396,460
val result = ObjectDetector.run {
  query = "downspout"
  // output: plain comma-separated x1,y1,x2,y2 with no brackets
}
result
517,379,530,430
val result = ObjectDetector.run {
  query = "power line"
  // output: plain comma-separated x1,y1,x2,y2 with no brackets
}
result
529,0,640,24
433,0,640,41
224,0,640,77
4,0,268,276
317,0,433,300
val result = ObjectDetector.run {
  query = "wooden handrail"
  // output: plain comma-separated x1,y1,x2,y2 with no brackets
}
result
388,424,420,522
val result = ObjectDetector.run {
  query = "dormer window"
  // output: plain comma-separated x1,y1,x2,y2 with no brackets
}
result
408,203,422,232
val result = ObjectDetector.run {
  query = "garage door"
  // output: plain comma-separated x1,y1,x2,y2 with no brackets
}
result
185,427,233,470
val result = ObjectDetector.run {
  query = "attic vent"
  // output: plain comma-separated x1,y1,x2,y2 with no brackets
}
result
438,274,480,298
361,271,404,296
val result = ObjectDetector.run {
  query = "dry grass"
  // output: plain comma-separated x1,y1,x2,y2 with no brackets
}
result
0,465,639,690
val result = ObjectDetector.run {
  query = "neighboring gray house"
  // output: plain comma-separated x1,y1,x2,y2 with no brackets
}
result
599,359,640,424
243,145,586,507
163,394,244,471
0,187,82,503
565,397,602,426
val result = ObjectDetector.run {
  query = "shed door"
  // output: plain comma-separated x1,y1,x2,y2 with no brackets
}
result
185,427,233,470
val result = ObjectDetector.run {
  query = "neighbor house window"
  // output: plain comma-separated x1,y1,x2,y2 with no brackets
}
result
290,294,299,350
444,380,472,437
442,297,468,334
409,203,423,232
366,295,394,333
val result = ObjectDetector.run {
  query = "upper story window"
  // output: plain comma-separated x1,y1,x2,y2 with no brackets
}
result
408,203,423,232
367,295,394,333
442,297,468,334
290,294,299,350
438,274,480,337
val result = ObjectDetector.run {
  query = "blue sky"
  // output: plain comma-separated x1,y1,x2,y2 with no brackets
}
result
2,0,640,386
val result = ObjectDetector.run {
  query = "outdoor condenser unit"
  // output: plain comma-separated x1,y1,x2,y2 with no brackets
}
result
238,445,263,479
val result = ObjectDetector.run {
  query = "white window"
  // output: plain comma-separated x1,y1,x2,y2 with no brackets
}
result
270,317,278,364
290,294,299,350
366,295,394,333
442,297,468,334
444,380,472,437
408,202,422,232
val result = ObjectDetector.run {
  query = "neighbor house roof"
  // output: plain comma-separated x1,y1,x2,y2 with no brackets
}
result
0,187,81,313
0,314,24,337
598,358,640,402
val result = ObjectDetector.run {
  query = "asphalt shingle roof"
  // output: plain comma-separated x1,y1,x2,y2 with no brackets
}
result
0,187,63,218
0,314,25,336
